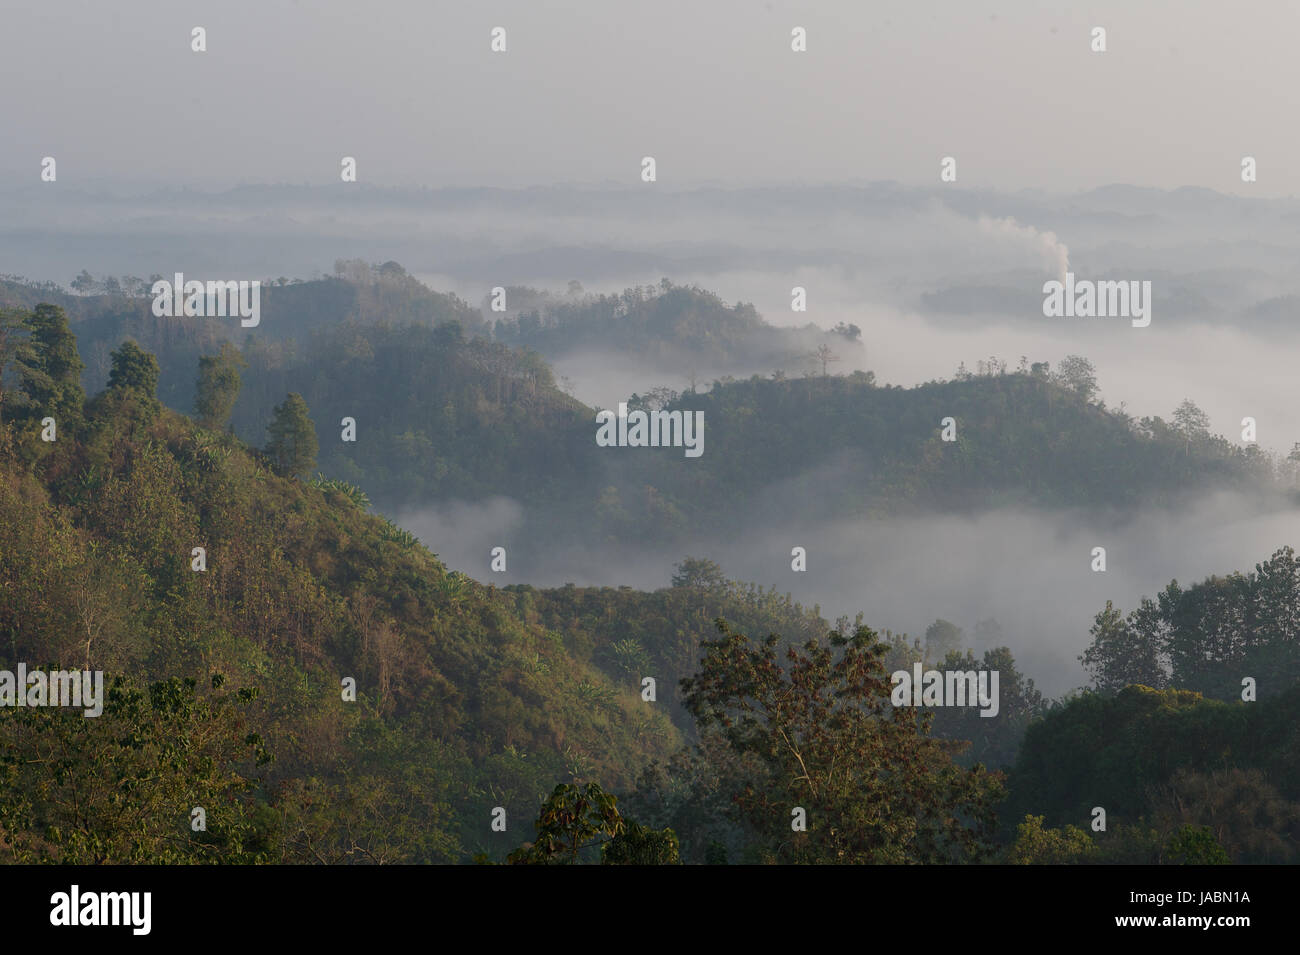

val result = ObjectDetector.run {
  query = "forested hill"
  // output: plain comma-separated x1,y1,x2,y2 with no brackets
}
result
0,319,690,861
220,332,1286,562
622,369,1279,524
3,302,1299,865
490,280,861,370
0,264,484,413
2,270,1287,543
223,333,1281,551
0,303,856,861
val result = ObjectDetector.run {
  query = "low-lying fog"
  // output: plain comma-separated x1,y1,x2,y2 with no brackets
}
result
396,489,1300,699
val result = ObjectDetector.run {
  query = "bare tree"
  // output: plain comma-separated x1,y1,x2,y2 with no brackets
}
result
812,344,841,377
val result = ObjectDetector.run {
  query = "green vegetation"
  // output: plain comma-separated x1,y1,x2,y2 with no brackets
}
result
506,782,679,865
263,392,318,479
1080,546,1300,699
0,305,680,862
677,620,1003,863
1,279,1298,865
1004,685,1300,863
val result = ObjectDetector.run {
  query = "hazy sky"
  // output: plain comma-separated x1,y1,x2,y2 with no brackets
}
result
4,0,1298,195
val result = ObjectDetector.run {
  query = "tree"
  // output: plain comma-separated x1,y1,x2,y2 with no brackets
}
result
811,343,840,376
508,782,679,865
107,339,159,397
98,339,162,430
70,270,98,295
0,308,38,421
1007,814,1097,864
1054,354,1098,402
924,619,963,661
670,556,727,591
507,782,624,864
931,645,1047,769
602,820,680,864
20,304,85,429
681,620,1003,863
195,342,245,431
1079,599,1167,693
263,392,318,478
1171,399,1210,452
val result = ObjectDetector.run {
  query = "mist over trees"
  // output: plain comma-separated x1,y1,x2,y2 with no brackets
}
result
1,269,1298,866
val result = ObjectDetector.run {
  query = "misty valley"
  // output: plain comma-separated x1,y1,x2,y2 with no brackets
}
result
7,7,1300,944
3,250,1299,868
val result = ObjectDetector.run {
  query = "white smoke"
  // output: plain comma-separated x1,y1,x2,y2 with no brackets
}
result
978,215,1070,283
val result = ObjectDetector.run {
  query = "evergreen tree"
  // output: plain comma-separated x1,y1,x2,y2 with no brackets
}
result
264,392,318,478
20,304,84,427
107,339,160,397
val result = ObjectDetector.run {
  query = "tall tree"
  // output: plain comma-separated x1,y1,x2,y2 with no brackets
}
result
194,342,245,431
1172,398,1211,438
1172,398,1211,456
106,339,159,397
264,392,318,478
20,304,84,428
1079,599,1167,693
0,308,38,421
1054,354,1098,402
